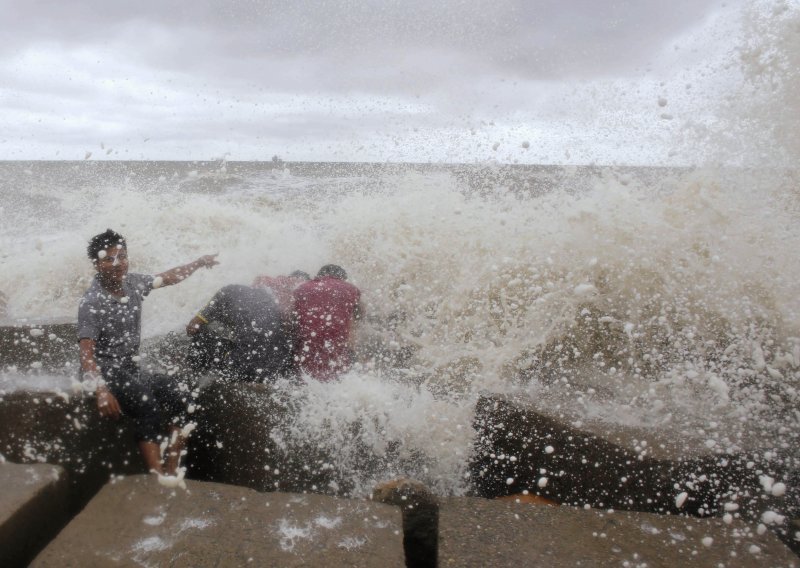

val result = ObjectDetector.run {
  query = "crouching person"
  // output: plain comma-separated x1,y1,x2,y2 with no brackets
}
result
78,229,218,475
185,283,294,382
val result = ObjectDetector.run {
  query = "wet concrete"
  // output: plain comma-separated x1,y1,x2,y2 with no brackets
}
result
0,320,77,373
33,475,405,567
0,462,69,567
0,391,147,514
3,376,799,564
0,380,348,518
438,496,797,567
471,393,800,551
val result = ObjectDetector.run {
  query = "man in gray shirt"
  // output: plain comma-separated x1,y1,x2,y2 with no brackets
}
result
78,228,218,476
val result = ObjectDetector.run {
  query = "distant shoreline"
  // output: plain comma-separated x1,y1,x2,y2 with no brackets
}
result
1,160,794,175
0,159,693,169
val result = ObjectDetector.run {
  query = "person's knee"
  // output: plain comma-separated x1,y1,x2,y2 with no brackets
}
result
151,375,191,422
111,383,158,418
133,415,163,444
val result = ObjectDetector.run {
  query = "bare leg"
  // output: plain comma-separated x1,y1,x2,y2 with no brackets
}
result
164,426,186,476
138,441,164,475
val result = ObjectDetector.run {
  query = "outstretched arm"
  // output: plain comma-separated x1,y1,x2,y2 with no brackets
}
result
79,338,121,419
156,254,219,287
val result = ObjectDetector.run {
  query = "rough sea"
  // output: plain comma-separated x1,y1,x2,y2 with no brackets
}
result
1,158,798,497
3,0,800,501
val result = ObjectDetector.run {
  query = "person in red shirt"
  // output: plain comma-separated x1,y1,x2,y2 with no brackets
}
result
292,265,361,381
251,270,310,319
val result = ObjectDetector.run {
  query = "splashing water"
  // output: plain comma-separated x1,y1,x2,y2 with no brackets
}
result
4,159,798,495
1,0,800,497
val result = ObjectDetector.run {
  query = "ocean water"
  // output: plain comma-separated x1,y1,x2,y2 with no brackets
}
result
0,159,798,497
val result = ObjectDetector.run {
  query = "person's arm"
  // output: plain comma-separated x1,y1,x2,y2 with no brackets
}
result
186,286,230,335
186,314,208,336
79,338,121,419
156,254,219,287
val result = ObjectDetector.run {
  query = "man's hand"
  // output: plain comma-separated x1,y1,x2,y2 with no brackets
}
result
96,386,122,419
196,254,219,269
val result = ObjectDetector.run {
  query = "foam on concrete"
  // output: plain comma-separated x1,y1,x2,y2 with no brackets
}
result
471,393,800,555
33,475,405,567
439,496,797,567
0,391,144,513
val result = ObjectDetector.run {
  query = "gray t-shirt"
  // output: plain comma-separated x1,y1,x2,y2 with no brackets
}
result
77,273,154,369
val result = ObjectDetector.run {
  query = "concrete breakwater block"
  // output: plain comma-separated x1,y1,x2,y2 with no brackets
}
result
0,391,145,512
0,380,349,518
471,394,797,522
438,496,797,567
473,393,686,510
0,462,69,567
0,320,77,373
33,475,405,567
189,381,351,496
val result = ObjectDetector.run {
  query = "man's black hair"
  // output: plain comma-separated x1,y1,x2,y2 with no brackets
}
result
87,229,126,262
317,264,347,280
290,270,311,280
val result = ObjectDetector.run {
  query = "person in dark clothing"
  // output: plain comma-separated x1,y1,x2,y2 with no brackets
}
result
186,284,293,382
78,228,218,475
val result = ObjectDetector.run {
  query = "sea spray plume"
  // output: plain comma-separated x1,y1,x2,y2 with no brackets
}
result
735,0,800,166
2,160,800,499
281,370,474,497
324,168,800,445
679,0,800,168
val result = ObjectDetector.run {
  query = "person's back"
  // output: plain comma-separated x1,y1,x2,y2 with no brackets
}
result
292,267,360,381
252,271,310,318
197,284,292,381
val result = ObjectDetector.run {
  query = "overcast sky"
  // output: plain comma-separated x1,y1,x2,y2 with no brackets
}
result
0,0,757,164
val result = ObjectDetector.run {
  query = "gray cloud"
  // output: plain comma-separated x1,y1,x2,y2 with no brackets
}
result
0,0,751,163
3,0,722,86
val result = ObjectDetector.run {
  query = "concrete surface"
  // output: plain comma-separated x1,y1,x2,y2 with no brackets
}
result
33,475,405,567
0,462,69,567
439,496,797,567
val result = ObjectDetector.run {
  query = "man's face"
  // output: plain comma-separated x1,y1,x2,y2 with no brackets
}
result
94,244,129,285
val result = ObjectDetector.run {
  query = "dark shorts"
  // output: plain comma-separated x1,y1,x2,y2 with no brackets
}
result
103,361,190,443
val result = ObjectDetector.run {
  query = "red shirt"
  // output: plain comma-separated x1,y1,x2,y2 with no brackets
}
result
292,276,361,381
252,275,305,318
